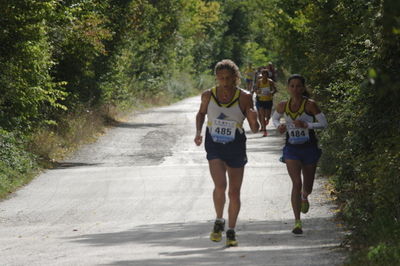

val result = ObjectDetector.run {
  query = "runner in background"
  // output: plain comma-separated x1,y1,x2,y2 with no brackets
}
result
194,59,259,246
254,69,277,136
266,62,278,82
271,74,328,234
243,63,255,91
252,66,264,92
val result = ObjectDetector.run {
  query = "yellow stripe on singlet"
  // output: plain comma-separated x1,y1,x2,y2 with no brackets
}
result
210,87,240,107
284,98,307,120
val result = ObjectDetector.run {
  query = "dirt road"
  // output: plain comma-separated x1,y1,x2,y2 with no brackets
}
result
0,96,345,265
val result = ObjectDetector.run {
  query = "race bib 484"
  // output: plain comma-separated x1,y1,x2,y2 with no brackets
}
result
287,124,310,144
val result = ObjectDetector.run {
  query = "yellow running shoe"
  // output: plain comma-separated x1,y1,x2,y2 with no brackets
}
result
210,220,225,242
226,229,238,247
301,199,310,214
292,220,303,235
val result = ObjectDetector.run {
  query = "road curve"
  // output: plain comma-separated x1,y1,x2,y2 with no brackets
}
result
0,96,346,265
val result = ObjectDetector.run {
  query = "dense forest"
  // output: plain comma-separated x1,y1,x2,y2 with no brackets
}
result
0,0,399,264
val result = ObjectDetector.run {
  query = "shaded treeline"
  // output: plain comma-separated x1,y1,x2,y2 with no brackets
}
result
0,0,216,130
0,0,275,133
252,0,400,264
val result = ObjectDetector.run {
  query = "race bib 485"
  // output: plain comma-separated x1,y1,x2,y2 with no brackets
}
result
210,119,236,143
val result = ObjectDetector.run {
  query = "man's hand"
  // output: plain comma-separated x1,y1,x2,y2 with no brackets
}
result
247,108,259,133
194,135,203,146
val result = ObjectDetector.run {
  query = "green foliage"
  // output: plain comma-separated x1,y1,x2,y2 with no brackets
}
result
215,0,251,66
243,41,270,67
263,0,400,264
0,0,228,129
366,242,400,266
178,0,223,73
166,73,197,100
0,129,37,197
0,0,67,131
49,0,112,104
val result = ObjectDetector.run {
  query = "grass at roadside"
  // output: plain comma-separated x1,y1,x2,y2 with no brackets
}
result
0,105,119,199
0,130,39,199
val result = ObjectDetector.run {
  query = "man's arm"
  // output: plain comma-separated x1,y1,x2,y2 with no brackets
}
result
194,91,211,146
241,92,259,133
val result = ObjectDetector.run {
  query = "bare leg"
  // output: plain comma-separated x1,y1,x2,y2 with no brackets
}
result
258,108,266,131
226,166,245,228
265,108,272,126
247,81,252,91
208,159,227,219
301,163,317,198
286,159,303,220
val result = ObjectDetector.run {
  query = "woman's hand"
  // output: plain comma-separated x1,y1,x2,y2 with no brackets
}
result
278,124,287,134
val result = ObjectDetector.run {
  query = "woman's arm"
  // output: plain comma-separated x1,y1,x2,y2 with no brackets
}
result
304,100,328,129
254,79,262,94
272,101,287,134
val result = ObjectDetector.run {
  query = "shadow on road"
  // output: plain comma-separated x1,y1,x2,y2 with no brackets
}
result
65,218,345,266
52,162,102,169
114,122,167,129
151,109,193,114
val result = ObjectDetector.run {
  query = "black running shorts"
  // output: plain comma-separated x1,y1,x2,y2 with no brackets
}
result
204,128,247,168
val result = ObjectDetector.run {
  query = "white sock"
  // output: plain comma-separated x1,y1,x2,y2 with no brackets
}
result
301,192,307,201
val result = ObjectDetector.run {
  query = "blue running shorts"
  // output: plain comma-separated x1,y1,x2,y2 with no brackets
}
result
282,144,322,165
256,100,273,110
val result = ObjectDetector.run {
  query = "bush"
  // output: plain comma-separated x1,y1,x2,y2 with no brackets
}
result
367,243,400,266
0,129,37,197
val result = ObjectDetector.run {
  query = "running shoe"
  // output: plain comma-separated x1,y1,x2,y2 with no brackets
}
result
210,220,225,242
226,229,238,247
263,130,268,137
301,199,310,214
292,220,303,234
